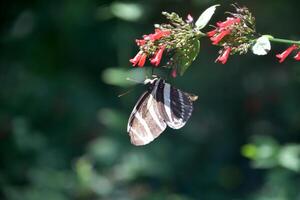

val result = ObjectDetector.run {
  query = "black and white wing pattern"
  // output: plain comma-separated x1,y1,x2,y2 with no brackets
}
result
127,78,197,146
160,81,195,129
127,79,167,146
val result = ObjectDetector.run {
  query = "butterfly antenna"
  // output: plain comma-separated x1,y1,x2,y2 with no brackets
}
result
126,77,143,84
118,87,135,98
118,77,144,98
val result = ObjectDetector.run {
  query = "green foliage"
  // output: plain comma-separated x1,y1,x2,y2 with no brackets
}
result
176,38,200,76
242,135,300,172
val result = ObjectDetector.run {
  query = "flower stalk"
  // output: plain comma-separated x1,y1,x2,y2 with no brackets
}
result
268,37,300,45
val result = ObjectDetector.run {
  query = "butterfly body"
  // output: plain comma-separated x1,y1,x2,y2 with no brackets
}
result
127,78,197,146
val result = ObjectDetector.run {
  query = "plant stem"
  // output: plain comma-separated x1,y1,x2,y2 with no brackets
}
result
268,37,300,45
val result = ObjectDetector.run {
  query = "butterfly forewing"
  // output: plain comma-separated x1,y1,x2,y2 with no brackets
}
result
127,79,167,146
127,91,148,132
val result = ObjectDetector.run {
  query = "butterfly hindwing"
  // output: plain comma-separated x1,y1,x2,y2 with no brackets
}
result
171,87,194,123
162,83,194,129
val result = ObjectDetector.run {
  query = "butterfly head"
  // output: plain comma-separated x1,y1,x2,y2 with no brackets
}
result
143,78,158,85
143,74,162,85
144,77,163,93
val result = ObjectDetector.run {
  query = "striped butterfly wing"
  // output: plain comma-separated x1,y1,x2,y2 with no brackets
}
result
160,81,196,129
127,80,167,146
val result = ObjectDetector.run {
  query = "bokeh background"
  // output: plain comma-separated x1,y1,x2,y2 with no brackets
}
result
1,0,300,200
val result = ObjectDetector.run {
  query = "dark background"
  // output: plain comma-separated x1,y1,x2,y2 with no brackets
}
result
1,0,300,200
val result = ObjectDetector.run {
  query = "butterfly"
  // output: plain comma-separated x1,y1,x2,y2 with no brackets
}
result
127,77,198,146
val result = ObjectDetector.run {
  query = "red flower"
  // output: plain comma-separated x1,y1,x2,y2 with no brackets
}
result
206,29,217,37
215,47,231,64
294,51,300,61
150,45,166,66
129,51,147,67
155,29,171,36
138,53,147,67
135,39,146,46
276,44,298,63
217,17,241,28
143,34,154,41
129,51,143,66
143,29,171,42
210,29,231,45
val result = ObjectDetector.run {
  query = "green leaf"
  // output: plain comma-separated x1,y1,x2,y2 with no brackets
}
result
195,4,220,29
175,39,200,76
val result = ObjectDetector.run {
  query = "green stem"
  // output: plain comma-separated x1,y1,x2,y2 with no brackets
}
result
268,37,300,45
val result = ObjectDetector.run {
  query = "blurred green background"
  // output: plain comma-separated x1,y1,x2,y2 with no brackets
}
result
1,0,300,200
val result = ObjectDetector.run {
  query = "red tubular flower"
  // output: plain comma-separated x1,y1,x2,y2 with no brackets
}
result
155,28,171,35
206,29,217,37
294,51,300,61
143,29,171,41
150,45,166,66
135,39,146,46
129,51,143,66
210,29,231,45
138,53,147,67
276,44,298,63
143,33,154,41
215,47,231,64
152,29,171,41
130,29,170,67
217,17,241,28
